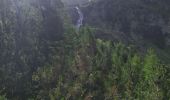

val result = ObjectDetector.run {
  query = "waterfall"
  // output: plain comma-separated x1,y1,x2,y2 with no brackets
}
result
75,6,83,30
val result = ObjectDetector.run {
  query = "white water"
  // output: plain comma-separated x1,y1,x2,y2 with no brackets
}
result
75,6,84,30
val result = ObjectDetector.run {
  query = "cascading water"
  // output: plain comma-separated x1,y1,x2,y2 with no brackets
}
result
75,6,83,30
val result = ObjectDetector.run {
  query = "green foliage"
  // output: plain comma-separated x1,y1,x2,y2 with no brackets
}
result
133,49,164,100
0,95,7,100
6,25,170,99
0,0,169,99
0,0,64,99
0,22,169,99
143,49,160,81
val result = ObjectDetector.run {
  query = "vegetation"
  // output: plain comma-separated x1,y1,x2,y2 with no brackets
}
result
83,0,170,49
29,27,169,100
0,0,170,100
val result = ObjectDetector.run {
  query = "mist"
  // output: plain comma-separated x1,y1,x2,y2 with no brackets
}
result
0,0,170,99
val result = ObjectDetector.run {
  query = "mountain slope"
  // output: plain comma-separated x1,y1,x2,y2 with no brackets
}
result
79,0,170,63
82,0,170,47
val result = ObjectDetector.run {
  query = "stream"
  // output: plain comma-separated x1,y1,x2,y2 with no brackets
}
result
75,6,84,30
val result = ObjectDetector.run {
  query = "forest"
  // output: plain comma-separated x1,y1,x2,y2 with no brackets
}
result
0,0,170,100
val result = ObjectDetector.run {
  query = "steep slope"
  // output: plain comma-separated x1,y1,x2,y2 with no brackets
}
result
80,0,170,62
82,0,170,47
0,0,65,99
0,0,170,99
31,27,170,100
